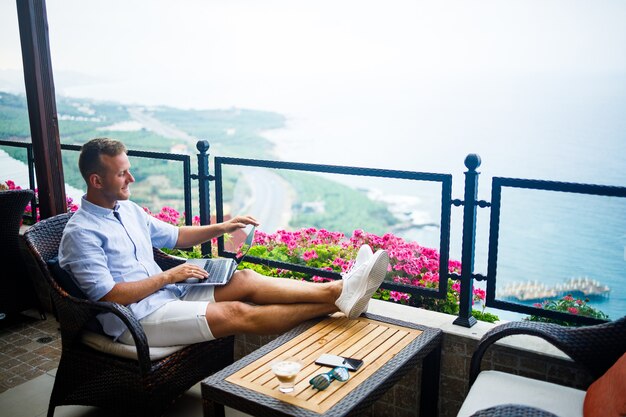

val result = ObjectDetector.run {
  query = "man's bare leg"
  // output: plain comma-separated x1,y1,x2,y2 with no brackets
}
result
208,248,389,337
205,301,338,339
214,269,342,305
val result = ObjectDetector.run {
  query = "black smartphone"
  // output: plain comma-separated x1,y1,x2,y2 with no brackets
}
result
315,353,364,372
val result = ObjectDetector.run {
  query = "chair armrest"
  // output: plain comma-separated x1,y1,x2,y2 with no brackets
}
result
56,295,153,375
88,301,153,375
469,317,626,386
152,247,186,271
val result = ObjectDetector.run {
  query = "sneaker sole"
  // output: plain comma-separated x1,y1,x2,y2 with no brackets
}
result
348,250,389,319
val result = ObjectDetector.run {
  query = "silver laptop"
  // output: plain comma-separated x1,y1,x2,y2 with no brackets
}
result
180,226,256,286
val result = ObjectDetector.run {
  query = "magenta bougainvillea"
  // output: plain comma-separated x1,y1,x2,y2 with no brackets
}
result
2,180,79,224
141,206,488,314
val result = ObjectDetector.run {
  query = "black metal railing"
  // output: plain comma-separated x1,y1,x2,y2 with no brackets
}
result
0,139,194,225
484,176,626,326
212,156,453,302
3,138,624,326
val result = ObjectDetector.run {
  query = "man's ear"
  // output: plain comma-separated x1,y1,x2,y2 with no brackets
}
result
88,173,103,189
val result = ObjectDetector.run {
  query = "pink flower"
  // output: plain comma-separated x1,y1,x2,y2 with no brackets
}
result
5,182,78,222
393,276,412,285
473,288,486,301
568,307,579,314
2,180,22,190
389,291,411,303
66,197,79,212
311,276,332,283
183,223,465,309
302,250,318,261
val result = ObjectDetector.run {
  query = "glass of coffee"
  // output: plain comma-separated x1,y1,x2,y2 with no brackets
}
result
271,357,303,393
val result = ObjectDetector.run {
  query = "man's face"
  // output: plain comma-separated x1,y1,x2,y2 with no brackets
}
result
97,152,135,202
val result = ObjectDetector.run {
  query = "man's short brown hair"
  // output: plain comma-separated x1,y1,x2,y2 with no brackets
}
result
78,138,127,183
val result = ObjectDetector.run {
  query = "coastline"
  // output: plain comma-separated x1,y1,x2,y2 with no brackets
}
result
0,149,84,204
258,118,624,322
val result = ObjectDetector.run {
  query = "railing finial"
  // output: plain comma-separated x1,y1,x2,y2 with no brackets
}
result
196,140,210,153
464,153,481,171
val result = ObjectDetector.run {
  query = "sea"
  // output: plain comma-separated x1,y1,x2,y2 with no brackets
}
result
258,72,626,321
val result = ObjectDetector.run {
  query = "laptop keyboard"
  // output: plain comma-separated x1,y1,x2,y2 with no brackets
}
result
203,258,236,283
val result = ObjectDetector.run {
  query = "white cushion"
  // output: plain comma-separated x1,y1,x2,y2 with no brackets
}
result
81,331,187,361
457,370,586,417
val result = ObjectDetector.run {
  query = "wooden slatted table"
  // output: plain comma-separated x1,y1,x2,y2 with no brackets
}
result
202,313,443,417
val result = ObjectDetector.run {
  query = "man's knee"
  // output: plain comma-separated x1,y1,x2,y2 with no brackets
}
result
226,269,263,298
231,268,259,285
205,301,254,337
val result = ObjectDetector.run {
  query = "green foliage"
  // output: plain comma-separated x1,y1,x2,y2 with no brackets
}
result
526,295,609,326
372,289,410,305
0,91,28,110
408,278,499,321
0,93,31,138
280,170,398,236
472,310,499,323
139,208,500,324
413,280,462,315
152,106,283,159
161,246,203,259
237,243,349,281
1,91,402,236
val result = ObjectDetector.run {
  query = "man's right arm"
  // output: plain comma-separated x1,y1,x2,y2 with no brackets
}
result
99,263,209,305
60,212,208,306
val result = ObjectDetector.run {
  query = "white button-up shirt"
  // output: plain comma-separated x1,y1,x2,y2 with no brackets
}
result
59,196,184,340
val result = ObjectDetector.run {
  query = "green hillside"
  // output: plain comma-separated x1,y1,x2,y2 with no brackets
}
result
0,91,398,233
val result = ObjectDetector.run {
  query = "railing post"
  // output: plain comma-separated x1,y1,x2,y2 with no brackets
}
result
196,140,212,256
453,154,481,328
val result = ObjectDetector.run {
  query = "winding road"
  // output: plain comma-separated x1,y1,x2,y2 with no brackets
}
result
129,107,293,231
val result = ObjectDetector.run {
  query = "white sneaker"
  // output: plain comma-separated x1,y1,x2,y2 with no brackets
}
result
336,249,389,319
342,244,374,311
343,244,373,276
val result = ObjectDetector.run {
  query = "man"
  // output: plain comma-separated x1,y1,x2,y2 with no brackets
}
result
59,138,389,347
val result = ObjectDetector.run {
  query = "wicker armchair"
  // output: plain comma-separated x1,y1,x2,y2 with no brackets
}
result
458,317,626,417
23,212,235,417
0,189,45,319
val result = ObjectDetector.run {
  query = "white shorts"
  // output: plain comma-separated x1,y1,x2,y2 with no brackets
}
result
119,285,216,347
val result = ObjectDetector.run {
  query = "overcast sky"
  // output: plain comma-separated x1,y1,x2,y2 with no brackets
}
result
2,0,626,111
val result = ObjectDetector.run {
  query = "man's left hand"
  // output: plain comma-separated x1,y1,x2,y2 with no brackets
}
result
223,215,259,233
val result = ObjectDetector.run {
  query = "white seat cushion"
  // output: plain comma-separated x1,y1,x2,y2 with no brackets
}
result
457,370,586,417
81,331,187,361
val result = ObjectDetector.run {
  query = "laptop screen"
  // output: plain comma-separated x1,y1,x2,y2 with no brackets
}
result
236,225,256,263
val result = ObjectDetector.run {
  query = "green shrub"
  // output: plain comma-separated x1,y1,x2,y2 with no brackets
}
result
526,295,609,326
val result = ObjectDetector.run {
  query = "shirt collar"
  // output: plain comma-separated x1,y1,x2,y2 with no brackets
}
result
80,196,120,219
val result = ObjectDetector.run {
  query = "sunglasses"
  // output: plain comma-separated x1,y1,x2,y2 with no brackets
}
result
309,366,350,390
